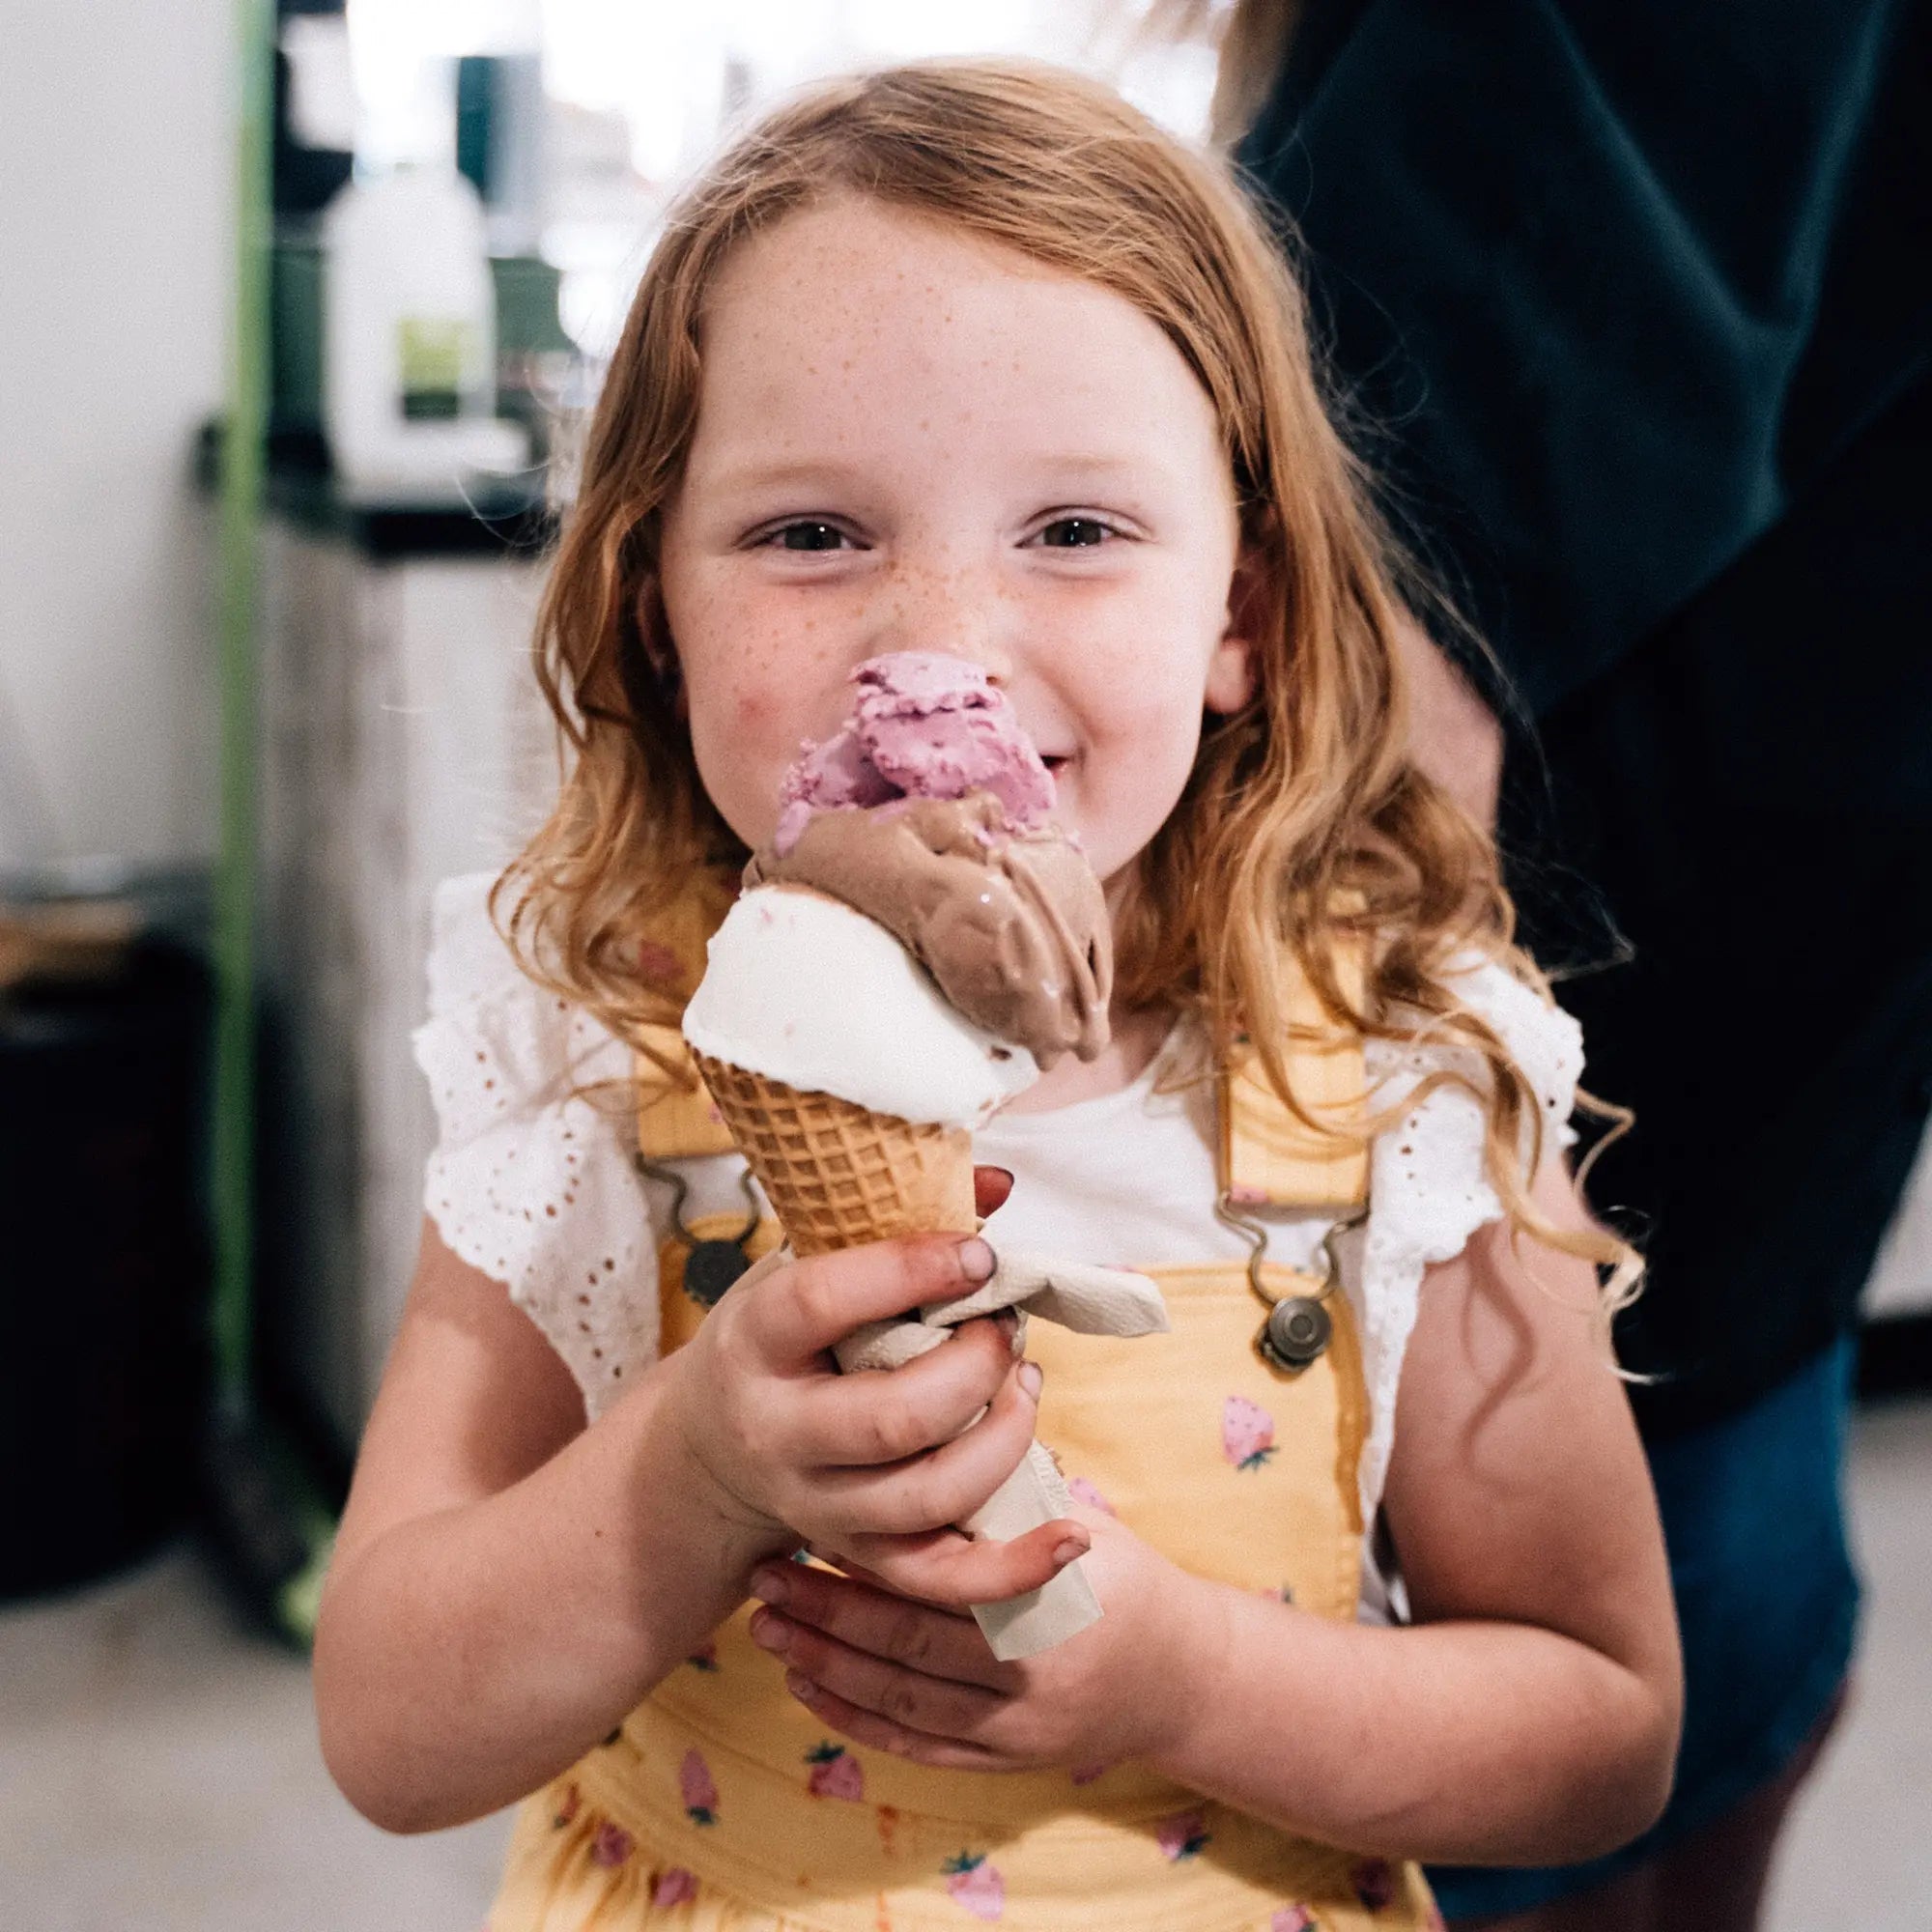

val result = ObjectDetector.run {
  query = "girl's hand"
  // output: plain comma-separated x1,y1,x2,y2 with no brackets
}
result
743,1510,1204,1773
662,1172,1087,1609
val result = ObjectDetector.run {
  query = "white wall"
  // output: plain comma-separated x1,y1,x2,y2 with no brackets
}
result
0,2,231,868
1869,1130,1932,1319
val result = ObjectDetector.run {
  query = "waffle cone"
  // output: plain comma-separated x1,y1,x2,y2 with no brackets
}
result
692,1053,975,1257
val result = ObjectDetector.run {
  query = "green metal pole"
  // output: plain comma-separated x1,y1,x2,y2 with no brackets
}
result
211,0,274,1416
205,0,340,1647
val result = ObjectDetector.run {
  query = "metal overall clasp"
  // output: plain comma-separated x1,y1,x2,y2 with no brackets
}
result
635,1153,762,1307
1214,1193,1367,1373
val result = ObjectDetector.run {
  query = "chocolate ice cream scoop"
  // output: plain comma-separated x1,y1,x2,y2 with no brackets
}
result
747,791,1111,1067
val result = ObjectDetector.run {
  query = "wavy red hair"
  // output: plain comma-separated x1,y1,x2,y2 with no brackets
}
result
497,59,1639,1326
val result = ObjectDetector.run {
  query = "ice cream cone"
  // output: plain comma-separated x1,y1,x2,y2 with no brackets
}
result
692,1052,977,1257
675,655,1129,1661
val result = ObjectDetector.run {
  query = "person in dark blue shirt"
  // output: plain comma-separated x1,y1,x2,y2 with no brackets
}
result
1232,2,1930,1924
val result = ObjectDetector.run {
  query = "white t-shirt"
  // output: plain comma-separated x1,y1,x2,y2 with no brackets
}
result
413,872,1585,1624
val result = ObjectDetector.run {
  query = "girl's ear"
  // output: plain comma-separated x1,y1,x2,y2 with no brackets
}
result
637,580,688,719
1205,543,1267,716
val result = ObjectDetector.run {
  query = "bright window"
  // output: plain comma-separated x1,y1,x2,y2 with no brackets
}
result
344,0,1228,353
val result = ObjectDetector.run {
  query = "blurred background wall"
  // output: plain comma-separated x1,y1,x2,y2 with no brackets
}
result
0,1,231,872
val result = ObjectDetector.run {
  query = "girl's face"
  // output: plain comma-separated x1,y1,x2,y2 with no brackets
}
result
657,195,1256,889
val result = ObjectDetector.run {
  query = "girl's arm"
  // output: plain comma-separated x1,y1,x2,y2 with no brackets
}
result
314,1216,1073,1835
752,1160,1681,1864
1146,1159,1682,1861
313,1220,766,1833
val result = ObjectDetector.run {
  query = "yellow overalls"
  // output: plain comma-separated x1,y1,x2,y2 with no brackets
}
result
490,915,1438,1932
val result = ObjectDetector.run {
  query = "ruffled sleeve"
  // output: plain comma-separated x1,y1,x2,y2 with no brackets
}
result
412,873,657,1421
1351,958,1585,1531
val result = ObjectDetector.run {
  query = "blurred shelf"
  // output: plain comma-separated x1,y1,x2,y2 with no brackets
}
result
196,421,555,560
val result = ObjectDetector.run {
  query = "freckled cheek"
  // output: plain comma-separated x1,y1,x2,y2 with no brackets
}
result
1080,713,1200,823
1060,662,1214,876
723,620,848,731
1052,576,1223,704
687,716,781,849
1075,662,1211,774
724,668,784,736
687,666,796,801
679,603,858,838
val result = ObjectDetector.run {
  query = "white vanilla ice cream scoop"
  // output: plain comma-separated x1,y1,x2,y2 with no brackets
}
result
681,887,1040,1126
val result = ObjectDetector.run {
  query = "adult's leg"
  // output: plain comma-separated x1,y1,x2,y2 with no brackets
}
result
1645,1679,1849,1932
1444,1857,1655,1932
1444,1681,1848,1932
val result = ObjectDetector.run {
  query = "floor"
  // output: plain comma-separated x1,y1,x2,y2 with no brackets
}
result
4,1401,1929,1932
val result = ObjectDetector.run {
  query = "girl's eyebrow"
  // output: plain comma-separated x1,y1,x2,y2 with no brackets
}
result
699,450,1176,510
713,450,1157,484
1020,452,1179,498
705,457,872,497
1032,454,1149,478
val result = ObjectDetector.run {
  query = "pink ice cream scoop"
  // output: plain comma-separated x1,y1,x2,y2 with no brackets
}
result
750,648,1110,1065
774,653,1056,856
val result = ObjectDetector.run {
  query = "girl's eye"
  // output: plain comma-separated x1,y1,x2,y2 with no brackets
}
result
770,521,849,552
1036,517,1114,549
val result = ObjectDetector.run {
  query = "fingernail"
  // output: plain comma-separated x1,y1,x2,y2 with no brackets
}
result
986,1166,1015,1186
1051,1535,1089,1569
785,1671,818,1701
749,1567,789,1606
958,1236,996,1282
749,1609,791,1655
1018,1361,1043,1400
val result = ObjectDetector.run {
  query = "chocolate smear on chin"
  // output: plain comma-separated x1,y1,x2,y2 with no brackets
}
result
745,793,1112,1066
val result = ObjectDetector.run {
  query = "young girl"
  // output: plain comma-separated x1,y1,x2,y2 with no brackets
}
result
313,60,1681,1932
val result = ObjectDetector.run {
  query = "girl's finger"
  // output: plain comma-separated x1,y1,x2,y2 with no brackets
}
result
798,1547,904,1596
792,1319,1016,1467
749,1236,998,1366
763,1618,1006,1744
784,1672,1012,1774
973,1165,1015,1216
838,1518,1090,1611
747,1562,1016,1690
809,1365,1047,1536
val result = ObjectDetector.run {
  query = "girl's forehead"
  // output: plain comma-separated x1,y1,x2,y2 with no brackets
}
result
706,194,1113,339
689,196,1225,477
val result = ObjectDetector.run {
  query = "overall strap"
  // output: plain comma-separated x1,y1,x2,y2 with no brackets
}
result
1217,936,1371,1213
634,875,739,1163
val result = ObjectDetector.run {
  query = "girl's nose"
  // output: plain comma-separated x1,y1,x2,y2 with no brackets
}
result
868,560,1018,684
944,636,1016,687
